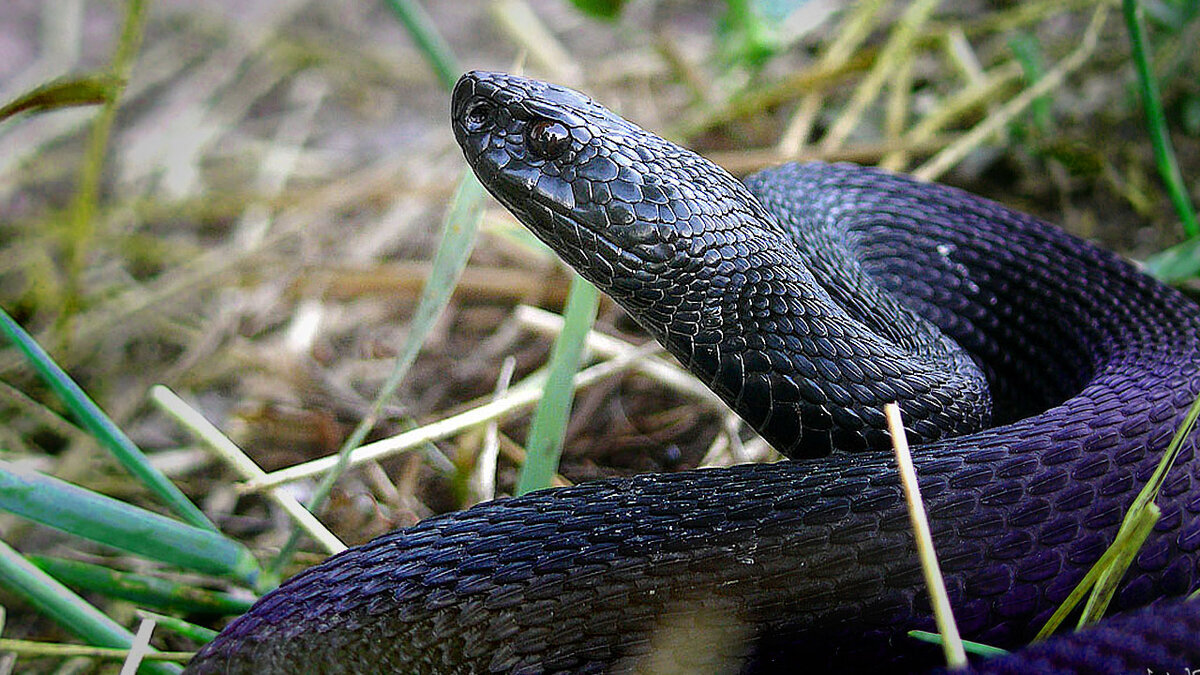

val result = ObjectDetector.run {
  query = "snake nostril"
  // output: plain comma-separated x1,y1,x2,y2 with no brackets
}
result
463,98,495,132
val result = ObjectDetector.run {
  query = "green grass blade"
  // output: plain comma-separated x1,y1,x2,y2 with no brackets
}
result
1078,504,1160,628
516,273,599,495
1143,236,1200,282
569,0,627,19
0,540,180,674
383,0,462,91
61,0,148,325
29,556,254,616
269,172,485,575
134,611,218,644
0,308,215,532
0,73,124,124
907,630,1008,658
1007,32,1050,134
1034,515,1145,640
1038,390,1200,638
1123,0,1199,238
0,461,258,584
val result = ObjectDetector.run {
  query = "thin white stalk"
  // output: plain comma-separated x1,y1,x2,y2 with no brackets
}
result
150,386,346,554
241,343,659,493
885,402,967,669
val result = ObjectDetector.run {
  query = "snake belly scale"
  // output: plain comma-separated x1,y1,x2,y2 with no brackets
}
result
185,72,1200,674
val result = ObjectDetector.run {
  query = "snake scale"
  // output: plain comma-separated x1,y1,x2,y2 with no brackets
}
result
186,72,1200,674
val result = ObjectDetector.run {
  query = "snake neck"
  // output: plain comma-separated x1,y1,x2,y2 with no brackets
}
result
452,71,990,457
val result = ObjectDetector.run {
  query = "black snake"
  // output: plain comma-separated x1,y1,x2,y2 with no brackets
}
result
186,71,1200,674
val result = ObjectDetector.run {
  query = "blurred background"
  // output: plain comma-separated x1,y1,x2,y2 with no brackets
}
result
0,0,1197,669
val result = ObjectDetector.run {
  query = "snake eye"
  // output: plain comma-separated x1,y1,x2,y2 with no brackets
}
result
527,119,570,159
462,98,495,132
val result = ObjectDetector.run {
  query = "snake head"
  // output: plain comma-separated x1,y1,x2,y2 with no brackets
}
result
452,71,779,312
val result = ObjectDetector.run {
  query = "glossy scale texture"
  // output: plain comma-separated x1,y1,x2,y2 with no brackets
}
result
187,72,1200,674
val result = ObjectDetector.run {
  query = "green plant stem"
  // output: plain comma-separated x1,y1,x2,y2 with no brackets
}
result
515,273,599,496
1123,0,1199,238
384,0,461,91
61,0,148,327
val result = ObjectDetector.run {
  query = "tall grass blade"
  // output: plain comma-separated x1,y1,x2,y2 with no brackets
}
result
1123,0,1199,239
516,273,599,495
1038,390,1200,638
61,0,148,324
0,308,215,531
269,172,485,574
884,403,967,669
0,540,180,674
383,0,462,91
0,461,258,584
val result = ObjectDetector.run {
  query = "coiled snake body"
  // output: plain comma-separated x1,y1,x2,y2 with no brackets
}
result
188,72,1200,674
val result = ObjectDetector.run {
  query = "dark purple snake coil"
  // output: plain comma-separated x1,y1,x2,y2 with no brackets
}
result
186,72,1200,674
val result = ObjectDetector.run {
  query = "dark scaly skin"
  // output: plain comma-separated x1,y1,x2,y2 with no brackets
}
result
186,72,1200,674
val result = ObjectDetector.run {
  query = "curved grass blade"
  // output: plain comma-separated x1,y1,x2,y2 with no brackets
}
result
0,308,215,532
0,461,258,585
29,556,254,616
0,540,180,674
515,272,599,495
0,73,124,124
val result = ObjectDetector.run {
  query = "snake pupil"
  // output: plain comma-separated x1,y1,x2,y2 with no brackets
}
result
527,119,570,159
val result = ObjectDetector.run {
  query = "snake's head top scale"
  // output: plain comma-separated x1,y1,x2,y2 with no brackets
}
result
452,71,991,458
452,71,786,309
